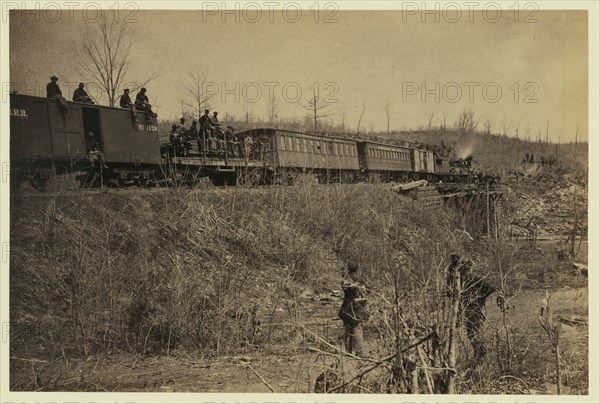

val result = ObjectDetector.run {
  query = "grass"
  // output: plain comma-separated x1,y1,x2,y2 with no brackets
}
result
9,174,588,393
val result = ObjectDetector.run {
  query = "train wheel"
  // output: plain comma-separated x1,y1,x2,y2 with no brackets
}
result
136,178,149,187
29,175,48,190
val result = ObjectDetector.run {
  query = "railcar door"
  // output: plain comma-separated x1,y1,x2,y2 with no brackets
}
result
357,142,369,171
81,107,103,153
47,101,86,158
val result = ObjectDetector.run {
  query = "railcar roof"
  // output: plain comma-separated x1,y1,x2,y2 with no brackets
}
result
11,93,137,113
238,127,430,152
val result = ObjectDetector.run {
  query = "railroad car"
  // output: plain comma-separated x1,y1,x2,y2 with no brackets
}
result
10,93,161,187
10,93,475,188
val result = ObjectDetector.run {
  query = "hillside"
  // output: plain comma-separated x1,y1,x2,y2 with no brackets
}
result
9,167,589,393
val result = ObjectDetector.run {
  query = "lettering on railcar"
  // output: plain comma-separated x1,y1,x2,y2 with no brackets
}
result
136,123,158,132
10,109,28,117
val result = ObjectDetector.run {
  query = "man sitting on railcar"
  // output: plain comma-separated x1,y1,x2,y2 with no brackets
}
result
73,82,94,103
119,88,134,108
46,75,62,98
225,126,239,157
85,131,107,167
46,75,68,112
134,87,158,122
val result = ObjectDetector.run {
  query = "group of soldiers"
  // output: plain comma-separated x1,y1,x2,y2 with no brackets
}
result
523,153,557,166
339,253,497,364
47,76,95,104
46,75,158,122
168,112,270,159
119,87,158,122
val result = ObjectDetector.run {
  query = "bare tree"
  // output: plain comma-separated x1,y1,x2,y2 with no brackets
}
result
441,112,448,134
183,69,215,119
303,90,332,132
356,103,367,133
455,109,478,134
483,119,492,135
179,100,192,121
267,94,279,126
425,108,436,132
383,103,392,134
72,12,158,107
337,108,347,132
245,104,254,124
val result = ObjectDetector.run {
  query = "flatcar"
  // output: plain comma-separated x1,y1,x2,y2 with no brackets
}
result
9,93,475,188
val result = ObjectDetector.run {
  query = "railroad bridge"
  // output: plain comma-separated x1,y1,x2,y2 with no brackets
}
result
395,181,505,237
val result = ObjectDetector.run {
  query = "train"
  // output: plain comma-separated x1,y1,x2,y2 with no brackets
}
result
9,93,475,189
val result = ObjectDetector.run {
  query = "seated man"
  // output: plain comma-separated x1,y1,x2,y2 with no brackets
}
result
46,75,62,98
225,126,238,157
73,83,94,103
119,88,136,121
134,87,158,122
213,125,226,152
119,88,134,108
46,75,68,112
85,131,107,167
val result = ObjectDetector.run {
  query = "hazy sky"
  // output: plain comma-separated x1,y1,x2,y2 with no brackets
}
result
9,7,588,142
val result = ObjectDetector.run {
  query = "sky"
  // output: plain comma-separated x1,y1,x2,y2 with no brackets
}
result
9,6,589,142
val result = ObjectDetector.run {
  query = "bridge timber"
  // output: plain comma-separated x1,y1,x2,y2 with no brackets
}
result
394,181,505,238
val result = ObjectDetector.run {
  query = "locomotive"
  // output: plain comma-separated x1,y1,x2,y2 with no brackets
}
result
9,93,474,188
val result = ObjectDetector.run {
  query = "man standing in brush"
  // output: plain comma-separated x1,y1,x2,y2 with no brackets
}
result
447,254,496,363
338,260,370,357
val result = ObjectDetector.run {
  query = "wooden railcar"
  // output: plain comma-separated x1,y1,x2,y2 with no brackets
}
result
9,94,475,188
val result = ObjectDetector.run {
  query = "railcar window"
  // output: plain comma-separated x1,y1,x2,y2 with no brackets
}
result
287,136,293,151
280,136,286,151
309,139,314,153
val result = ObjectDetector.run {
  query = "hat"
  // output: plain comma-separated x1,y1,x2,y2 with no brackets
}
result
204,109,209,114
347,260,359,272
51,75,58,80
140,87,147,92
171,124,178,129
79,82,85,87
124,88,130,92
227,125,235,130
213,111,218,115
180,117,186,123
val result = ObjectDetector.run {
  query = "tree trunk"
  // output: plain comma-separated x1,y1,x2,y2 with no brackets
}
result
446,267,461,393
